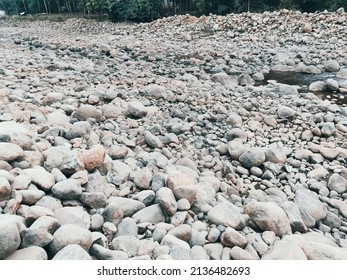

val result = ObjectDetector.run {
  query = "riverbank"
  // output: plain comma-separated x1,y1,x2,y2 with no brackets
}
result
1,9,347,260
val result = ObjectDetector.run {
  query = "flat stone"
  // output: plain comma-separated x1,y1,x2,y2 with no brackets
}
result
132,204,166,224
55,206,90,229
51,178,82,200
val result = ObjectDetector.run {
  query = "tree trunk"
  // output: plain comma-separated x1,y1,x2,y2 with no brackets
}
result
21,0,28,13
55,0,61,13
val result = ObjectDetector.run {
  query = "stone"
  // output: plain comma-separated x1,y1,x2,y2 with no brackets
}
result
81,145,106,171
320,147,339,160
55,206,90,229
166,166,197,190
43,146,84,175
227,140,248,160
52,244,92,260
309,81,326,92
303,22,312,33
140,84,167,99
326,79,339,91
325,60,340,72
48,224,92,256
207,202,243,229
30,216,60,234
168,224,192,241
90,244,128,260
161,234,190,250
51,179,82,200
4,246,48,260
226,113,243,127
114,217,138,238
80,192,107,209
307,166,329,181
74,104,102,122
0,143,24,161
102,105,123,119
238,74,255,86
264,147,287,164
277,105,296,119
110,235,142,257
144,131,163,148
17,190,45,205
132,204,166,224
128,100,148,118
176,157,198,173
0,177,11,201
0,221,21,259
294,188,327,222
300,241,347,260
64,121,91,140
172,185,198,205
107,197,145,217
108,160,132,185
190,245,209,260
102,203,123,225
221,227,248,248
230,246,257,260
262,238,307,260
281,201,307,233
169,245,191,260
328,173,347,193
239,148,266,168
211,72,238,88
23,166,55,192
20,227,53,248
155,187,177,216
245,202,292,237
134,168,153,190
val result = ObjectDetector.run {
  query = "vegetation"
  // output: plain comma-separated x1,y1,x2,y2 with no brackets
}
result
0,0,346,22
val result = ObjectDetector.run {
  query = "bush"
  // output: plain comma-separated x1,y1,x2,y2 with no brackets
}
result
109,0,161,22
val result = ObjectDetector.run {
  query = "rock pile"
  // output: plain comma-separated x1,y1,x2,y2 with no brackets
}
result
1,9,347,260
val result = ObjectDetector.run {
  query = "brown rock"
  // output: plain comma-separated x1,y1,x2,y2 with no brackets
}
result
81,145,105,171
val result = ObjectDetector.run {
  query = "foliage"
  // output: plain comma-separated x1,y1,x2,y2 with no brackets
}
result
109,0,161,22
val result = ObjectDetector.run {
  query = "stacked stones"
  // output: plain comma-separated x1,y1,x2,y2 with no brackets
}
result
1,9,347,260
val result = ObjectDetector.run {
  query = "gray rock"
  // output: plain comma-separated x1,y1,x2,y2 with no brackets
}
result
65,121,91,140
207,202,244,229
294,188,327,222
0,221,21,259
281,201,307,233
262,238,307,260
300,241,347,260
0,177,11,201
169,245,191,260
49,224,92,256
90,243,128,260
132,204,166,223
221,227,248,248
51,179,82,200
309,81,326,92
55,206,90,229
52,244,92,260
74,104,102,122
23,166,55,192
132,190,155,206
176,157,199,173
133,168,153,190
107,197,145,217
230,246,257,260
4,246,48,260
128,100,148,118
144,131,163,148
17,190,45,205
140,84,167,99
155,187,177,216
20,227,53,248
30,216,60,234
168,224,192,241
245,202,292,237
80,192,108,209
325,60,340,72
166,166,197,189
307,166,329,180
110,235,142,257
277,105,296,119
114,217,138,237
239,148,266,168
328,173,347,193
44,146,84,175
321,122,336,137
0,143,24,161
211,72,238,88
161,234,190,250
226,113,243,127
238,74,255,86
326,78,339,91
264,147,287,164
108,160,132,185
102,203,123,225
190,245,209,260
227,140,248,160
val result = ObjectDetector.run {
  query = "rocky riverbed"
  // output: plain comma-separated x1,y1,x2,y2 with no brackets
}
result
1,8,347,260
